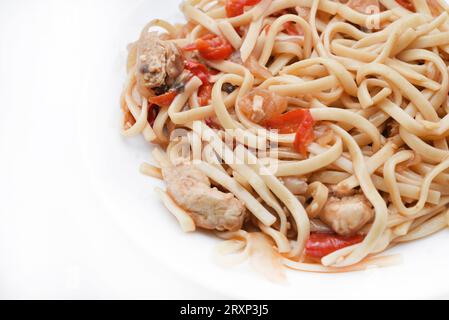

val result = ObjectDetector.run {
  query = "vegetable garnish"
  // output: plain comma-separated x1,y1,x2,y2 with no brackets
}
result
185,60,210,85
225,0,262,18
265,109,315,156
147,105,160,126
184,34,234,61
148,90,178,108
198,83,212,106
306,233,365,259
184,60,213,106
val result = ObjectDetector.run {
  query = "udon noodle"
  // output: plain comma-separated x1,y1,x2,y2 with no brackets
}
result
121,0,449,273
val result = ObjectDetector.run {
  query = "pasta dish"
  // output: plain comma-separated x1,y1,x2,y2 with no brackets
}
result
120,0,449,273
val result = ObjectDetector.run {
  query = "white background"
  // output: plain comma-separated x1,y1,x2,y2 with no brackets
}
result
1,0,449,300
0,0,224,299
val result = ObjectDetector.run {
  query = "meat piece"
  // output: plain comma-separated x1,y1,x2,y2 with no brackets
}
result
136,32,184,90
282,177,308,195
162,164,246,232
320,194,374,236
328,184,356,198
343,0,380,14
309,219,332,233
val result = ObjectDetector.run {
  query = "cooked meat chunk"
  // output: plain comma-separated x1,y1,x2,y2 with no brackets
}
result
162,164,246,232
282,177,308,195
136,32,184,90
328,184,356,198
320,194,374,236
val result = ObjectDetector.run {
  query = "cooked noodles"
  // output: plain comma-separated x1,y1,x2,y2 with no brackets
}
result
120,0,449,272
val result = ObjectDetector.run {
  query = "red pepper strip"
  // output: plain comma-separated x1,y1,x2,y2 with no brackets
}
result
265,109,315,156
225,0,261,17
294,112,315,156
184,60,213,106
396,0,415,11
198,83,212,107
225,0,246,17
245,0,262,4
148,90,177,108
265,109,310,134
209,68,220,76
306,233,365,259
185,60,210,85
147,104,160,126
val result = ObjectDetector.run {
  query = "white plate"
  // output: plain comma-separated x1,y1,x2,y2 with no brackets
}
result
3,0,448,299
79,0,449,299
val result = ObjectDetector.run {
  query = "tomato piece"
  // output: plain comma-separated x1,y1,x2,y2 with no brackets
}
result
396,0,415,11
306,233,365,259
265,109,313,134
148,90,177,108
184,34,233,61
147,104,160,126
294,113,315,156
226,0,246,17
198,83,212,106
184,60,213,106
266,109,315,156
225,0,262,17
185,60,210,85
209,68,220,76
236,26,246,37
196,34,233,60
245,0,262,4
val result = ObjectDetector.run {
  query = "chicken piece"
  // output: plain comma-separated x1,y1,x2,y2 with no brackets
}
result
282,177,308,195
162,164,246,232
320,194,374,236
343,0,380,14
328,184,356,198
136,32,184,90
